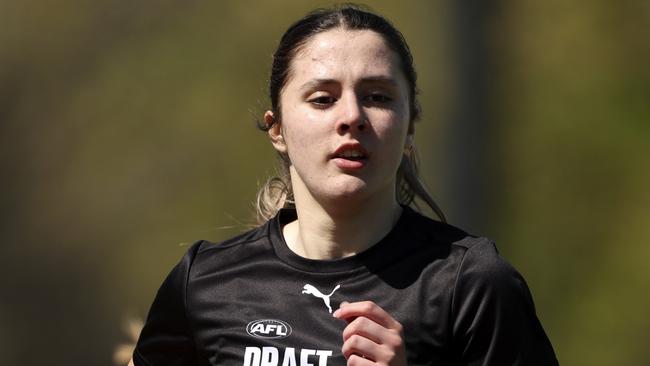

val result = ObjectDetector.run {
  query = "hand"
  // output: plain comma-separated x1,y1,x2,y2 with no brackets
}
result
333,301,407,366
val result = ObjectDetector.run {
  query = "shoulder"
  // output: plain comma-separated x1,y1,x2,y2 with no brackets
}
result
400,207,528,299
147,221,272,296
193,221,270,255
454,237,527,297
181,221,274,275
371,207,559,363
449,234,538,329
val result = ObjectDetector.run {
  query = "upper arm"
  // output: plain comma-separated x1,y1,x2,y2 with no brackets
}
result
132,241,203,365
451,239,558,366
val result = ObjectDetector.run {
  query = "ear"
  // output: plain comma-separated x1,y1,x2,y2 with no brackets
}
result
404,119,415,151
404,133,414,156
265,111,287,153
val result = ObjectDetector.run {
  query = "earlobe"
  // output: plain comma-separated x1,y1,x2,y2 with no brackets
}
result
405,122,415,154
404,134,414,156
265,111,287,153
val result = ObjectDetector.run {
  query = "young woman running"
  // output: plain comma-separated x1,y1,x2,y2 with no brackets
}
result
131,6,558,366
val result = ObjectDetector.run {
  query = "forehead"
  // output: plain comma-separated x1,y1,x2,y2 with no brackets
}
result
288,28,403,84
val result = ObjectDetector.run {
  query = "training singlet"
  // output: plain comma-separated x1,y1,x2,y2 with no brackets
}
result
133,207,558,366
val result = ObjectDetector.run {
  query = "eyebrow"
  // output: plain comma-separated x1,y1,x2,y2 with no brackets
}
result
299,78,338,92
298,76,398,92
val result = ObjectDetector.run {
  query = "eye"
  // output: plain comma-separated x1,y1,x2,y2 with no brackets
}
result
365,93,392,104
308,95,337,108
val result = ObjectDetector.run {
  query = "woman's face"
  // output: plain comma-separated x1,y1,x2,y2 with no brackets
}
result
268,28,412,208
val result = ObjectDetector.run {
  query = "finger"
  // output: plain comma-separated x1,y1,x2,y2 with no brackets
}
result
334,301,402,331
335,301,356,323
343,316,405,354
341,334,380,361
347,354,375,366
342,315,387,343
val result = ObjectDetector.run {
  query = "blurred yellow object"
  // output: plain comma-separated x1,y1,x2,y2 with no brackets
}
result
113,318,144,366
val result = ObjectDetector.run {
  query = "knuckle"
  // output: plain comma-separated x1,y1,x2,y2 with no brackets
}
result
349,317,362,330
347,355,361,366
385,349,396,361
361,301,375,312
344,317,372,342
349,334,363,347
393,321,404,334
342,325,354,341
341,344,353,358
356,316,371,328
385,331,404,349
391,336,404,349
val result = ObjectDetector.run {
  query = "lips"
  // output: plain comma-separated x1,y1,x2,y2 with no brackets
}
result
330,142,369,170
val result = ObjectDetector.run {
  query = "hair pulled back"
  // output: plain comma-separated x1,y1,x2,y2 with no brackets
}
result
256,4,446,224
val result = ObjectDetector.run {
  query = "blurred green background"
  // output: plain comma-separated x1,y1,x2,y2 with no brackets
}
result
1,1,648,365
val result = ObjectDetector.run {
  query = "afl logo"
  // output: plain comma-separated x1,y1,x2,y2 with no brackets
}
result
246,319,292,339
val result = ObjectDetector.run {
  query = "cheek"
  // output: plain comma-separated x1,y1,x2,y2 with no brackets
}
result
381,130,408,159
282,111,328,160
373,112,410,146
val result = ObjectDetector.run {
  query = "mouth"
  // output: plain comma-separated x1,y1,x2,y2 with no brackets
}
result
335,150,367,161
330,143,369,170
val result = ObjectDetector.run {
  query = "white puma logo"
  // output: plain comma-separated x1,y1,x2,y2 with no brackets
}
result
301,284,341,313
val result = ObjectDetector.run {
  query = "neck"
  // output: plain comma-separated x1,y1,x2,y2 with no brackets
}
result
282,178,403,260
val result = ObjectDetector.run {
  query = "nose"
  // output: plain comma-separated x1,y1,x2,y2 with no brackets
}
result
335,94,366,134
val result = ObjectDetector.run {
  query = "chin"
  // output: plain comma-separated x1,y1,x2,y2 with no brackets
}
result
293,168,392,209
315,177,377,205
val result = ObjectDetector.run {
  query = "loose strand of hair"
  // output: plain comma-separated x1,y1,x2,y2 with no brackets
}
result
397,147,447,223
